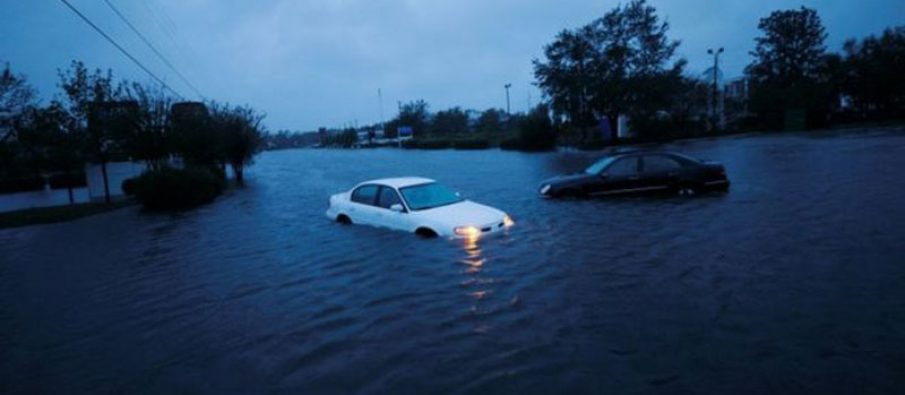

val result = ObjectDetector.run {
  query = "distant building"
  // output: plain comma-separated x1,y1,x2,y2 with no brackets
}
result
170,101,208,124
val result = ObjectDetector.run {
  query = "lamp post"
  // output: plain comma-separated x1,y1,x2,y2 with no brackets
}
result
707,47,724,130
504,83,512,116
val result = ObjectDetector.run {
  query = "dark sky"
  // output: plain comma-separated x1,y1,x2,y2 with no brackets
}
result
2,0,902,131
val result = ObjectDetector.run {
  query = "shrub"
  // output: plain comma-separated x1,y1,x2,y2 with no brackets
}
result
130,167,225,211
0,177,45,193
401,139,451,149
500,105,558,152
48,173,87,189
452,139,491,150
121,177,137,196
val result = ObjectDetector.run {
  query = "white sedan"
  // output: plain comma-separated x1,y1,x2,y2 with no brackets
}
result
326,177,514,238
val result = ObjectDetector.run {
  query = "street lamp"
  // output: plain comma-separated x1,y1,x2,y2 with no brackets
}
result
504,83,512,116
707,47,724,130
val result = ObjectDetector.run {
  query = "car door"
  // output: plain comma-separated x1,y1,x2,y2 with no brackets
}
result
640,155,683,191
349,184,381,225
593,156,643,195
375,186,411,231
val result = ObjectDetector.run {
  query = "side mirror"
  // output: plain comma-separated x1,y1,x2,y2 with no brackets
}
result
390,204,404,213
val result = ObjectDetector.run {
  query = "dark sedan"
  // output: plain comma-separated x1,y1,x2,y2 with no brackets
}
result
538,151,730,198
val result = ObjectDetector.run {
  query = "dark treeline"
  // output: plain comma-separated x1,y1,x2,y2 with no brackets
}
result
328,1,904,152
532,1,905,145
0,60,266,208
377,101,555,151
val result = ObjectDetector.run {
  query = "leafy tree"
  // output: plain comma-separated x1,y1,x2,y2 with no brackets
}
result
57,61,126,133
382,119,399,139
746,7,831,128
209,102,265,183
1,62,36,144
16,102,84,202
842,26,905,119
534,0,684,139
505,104,557,151
533,27,596,130
430,107,469,136
475,108,505,136
396,100,430,138
1,63,37,179
57,61,127,202
121,83,174,170
171,101,219,168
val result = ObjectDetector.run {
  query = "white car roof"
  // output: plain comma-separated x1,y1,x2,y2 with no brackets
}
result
358,177,435,189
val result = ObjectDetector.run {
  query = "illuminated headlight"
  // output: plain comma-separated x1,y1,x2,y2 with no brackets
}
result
454,226,481,238
539,184,551,195
502,214,515,227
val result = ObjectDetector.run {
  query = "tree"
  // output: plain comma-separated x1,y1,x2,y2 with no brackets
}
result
1,62,36,144
121,83,174,170
430,107,469,136
842,26,905,119
16,102,84,203
57,61,127,202
533,28,596,130
475,108,505,136
396,100,430,138
171,101,219,168
209,102,265,183
534,0,684,139
502,104,557,151
746,7,830,129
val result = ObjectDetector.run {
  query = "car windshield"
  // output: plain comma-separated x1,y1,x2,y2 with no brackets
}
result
399,182,462,211
585,156,618,174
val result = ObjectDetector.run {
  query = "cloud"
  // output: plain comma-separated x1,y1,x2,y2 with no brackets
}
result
1,0,901,131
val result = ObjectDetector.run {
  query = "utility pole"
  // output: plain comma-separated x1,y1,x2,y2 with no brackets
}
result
378,88,384,131
504,83,512,116
707,47,724,131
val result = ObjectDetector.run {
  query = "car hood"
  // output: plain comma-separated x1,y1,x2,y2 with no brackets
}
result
419,200,505,227
541,173,596,187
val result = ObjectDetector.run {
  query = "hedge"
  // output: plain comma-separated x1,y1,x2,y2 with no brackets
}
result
126,167,225,211
0,178,45,193
48,173,87,189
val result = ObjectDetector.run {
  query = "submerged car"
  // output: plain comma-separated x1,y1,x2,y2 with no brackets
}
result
326,177,514,238
538,151,729,198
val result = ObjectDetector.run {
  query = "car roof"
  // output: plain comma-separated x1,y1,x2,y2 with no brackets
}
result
357,177,435,189
606,150,697,160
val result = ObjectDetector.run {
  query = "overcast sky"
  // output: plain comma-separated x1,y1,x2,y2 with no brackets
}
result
2,0,902,131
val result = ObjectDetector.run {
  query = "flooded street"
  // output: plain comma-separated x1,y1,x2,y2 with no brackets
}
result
2,130,904,393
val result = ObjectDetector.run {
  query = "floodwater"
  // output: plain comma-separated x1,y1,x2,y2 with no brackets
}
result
0,187,90,213
2,129,904,394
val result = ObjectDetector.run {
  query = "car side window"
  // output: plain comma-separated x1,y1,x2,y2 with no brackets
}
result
376,186,403,210
351,185,379,205
643,155,682,173
605,157,639,177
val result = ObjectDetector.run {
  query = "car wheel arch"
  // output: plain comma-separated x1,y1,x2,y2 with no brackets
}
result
414,227,439,238
674,181,701,196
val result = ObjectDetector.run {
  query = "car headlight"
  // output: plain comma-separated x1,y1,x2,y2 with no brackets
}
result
502,214,515,227
454,226,481,238
539,184,551,195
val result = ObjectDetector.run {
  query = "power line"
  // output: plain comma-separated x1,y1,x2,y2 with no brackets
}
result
103,0,204,99
57,0,183,99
